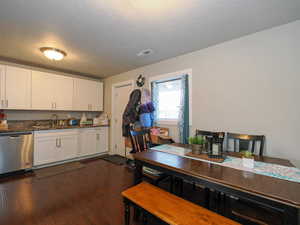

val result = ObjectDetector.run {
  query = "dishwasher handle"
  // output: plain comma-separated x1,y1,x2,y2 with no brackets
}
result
9,135,22,139
0,132,32,137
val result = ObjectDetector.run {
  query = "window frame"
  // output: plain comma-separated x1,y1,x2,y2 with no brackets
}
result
149,69,192,125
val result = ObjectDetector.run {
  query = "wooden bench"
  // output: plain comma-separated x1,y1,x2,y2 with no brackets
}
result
122,182,241,225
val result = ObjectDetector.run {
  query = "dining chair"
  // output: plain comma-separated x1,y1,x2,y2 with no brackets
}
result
129,129,153,153
129,127,172,221
226,133,265,156
225,133,271,224
194,130,226,208
195,129,225,137
129,128,171,187
196,130,225,152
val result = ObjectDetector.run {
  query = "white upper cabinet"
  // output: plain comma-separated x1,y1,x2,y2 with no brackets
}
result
73,78,103,111
32,71,73,110
0,64,103,111
32,71,54,110
0,65,31,109
52,74,73,110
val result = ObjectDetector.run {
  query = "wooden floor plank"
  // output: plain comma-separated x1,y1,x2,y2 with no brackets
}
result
0,159,134,225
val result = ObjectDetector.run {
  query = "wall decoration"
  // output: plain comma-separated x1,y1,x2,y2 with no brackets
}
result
136,74,145,87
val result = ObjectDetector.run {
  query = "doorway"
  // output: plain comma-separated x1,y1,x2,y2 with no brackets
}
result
111,81,134,156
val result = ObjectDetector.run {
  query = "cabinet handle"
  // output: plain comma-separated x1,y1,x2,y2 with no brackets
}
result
230,195,239,200
5,100,8,108
59,138,62,147
96,134,100,140
54,102,57,109
56,138,58,147
1,100,4,108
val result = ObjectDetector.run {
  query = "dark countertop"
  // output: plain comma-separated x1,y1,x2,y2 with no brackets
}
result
0,124,109,135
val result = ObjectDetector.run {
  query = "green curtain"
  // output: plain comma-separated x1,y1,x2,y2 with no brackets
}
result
151,81,159,125
178,74,189,144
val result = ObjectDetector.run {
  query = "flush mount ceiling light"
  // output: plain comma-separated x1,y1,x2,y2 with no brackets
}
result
40,47,67,61
137,49,154,57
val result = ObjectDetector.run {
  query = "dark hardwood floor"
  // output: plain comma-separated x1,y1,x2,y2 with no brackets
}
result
1,158,194,225
0,158,138,225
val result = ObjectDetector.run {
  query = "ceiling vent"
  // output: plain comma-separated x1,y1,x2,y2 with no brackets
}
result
137,49,154,57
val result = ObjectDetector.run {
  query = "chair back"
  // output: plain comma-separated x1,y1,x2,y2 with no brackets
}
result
195,130,225,151
226,133,265,156
196,130,225,139
129,129,152,153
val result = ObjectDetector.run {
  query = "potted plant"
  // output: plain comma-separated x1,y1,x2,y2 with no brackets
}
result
189,135,205,154
242,151,255,168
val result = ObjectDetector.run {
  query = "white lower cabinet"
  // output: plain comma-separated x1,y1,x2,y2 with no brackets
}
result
58,134,79,161
34,135,58,166
34,127,109,166
98,127,109,153
78,127,108,157
34,130,79,166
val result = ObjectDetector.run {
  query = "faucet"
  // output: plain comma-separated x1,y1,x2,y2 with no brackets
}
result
51,114,58,128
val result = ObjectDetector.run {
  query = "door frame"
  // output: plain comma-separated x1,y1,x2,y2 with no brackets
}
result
111,80,134,155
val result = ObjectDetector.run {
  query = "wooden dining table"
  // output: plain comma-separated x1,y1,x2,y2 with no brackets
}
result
133,144,300,225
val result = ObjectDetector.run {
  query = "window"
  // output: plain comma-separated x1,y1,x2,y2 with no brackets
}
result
150,69,192,126
155,79,182,121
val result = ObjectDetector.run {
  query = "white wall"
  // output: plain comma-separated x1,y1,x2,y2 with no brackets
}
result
104,20,300,167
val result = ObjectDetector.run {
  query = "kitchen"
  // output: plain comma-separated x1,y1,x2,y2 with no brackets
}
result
1,1,300,225
0,64,109,174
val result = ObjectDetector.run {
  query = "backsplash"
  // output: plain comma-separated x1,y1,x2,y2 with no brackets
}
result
4,110,101,121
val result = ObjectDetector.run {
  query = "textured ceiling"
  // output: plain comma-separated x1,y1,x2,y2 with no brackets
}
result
0,0,300,78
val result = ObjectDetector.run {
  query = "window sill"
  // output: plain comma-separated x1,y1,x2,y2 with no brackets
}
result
156,120,178,125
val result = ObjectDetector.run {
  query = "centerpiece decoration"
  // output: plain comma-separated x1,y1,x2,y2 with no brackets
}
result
242,151,255,168
188,135,205,154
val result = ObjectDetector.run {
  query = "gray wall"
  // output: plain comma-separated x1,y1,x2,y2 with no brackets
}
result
103,20,300,167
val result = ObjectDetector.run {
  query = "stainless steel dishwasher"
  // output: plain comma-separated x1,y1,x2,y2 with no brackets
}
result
0,131,33,174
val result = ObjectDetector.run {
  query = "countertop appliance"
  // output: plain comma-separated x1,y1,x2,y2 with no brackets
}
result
0,131,33,174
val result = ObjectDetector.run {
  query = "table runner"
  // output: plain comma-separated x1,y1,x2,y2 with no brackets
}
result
151,145,300,183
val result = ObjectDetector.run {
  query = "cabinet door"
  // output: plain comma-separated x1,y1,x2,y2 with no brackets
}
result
73,79,103,111
58,134,78,161
73,78,91,111
79,129,97,156
0,65,5,109
32,71,55,110
92,82,103,111
53,75,73,110
96,127,108,153
5,66,31,109
34,136,58,166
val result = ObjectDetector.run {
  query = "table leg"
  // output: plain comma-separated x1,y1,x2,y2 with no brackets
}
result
124,199,130,225
284,206,299,225
204,187,210,209
134,160,143,185
134,207,141,221
142,211,148,225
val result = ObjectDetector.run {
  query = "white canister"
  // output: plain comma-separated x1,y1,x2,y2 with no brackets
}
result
242,157,254,169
